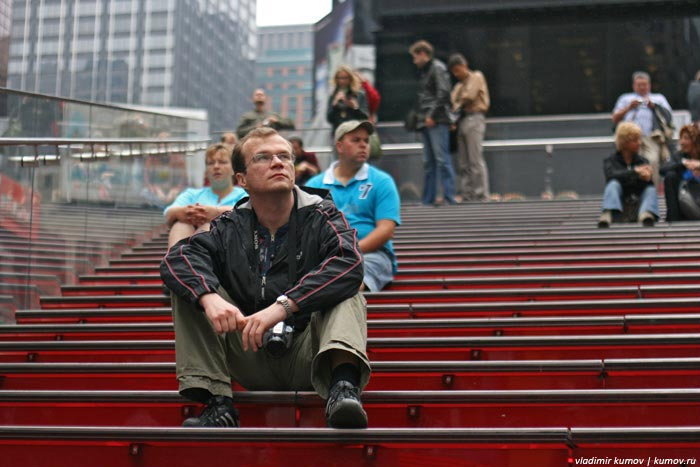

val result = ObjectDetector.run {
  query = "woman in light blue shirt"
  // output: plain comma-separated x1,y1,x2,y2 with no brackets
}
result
164,144,246,247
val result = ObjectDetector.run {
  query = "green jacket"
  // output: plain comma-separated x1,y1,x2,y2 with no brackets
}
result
236,110,295,139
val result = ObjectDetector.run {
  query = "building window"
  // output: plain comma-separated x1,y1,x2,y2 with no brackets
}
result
114,1,134,14
78,17,95,35
76,38,96,52
150,13,168,31
113,15,131,33
42,4,62,18
111,36,131,51
78,1,98,16
40,41,59,54
41,19,61,36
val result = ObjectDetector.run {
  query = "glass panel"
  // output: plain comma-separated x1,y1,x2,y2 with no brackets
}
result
0,89,207,318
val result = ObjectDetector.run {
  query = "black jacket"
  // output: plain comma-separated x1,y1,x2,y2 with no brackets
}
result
660,151,695,179
688,80,700,122
160,186,363,331
326,88,369,131
603,152,654,196
414,58,452,128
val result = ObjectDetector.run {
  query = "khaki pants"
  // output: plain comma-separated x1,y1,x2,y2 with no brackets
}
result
456,113,489,201
172,289,370,400
641,134,667,188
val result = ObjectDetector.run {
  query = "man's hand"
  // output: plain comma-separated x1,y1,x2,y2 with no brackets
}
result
635,164,653,182
295,161,319,175
240,303,287,352
183,205,202,225
190,204,220,225
425,116,436,128
628,100,641,110
199,293,246,335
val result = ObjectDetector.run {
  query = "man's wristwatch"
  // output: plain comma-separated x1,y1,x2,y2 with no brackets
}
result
276,295,293,319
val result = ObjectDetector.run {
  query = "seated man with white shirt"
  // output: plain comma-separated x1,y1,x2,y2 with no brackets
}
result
164,143,246,247
612,71,673,186
306,120,401,291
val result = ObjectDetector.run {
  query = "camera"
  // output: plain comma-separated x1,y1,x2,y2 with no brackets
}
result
635,98,645,105
262,320,294,358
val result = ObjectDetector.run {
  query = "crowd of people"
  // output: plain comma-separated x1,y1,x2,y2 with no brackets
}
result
161,115,399,429
157,39,700,431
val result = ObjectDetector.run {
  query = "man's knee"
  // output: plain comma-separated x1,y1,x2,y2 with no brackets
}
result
168,221,196,247
604,179,623,194
362,251,394,292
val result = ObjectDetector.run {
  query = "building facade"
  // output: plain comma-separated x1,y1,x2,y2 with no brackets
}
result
372,0,700,120
256,24,313,129
7,0,256,133
0,0,10,87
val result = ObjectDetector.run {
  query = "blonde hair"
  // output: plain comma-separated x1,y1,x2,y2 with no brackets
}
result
333,65,361,94
205,143,233,162
614,122,642,151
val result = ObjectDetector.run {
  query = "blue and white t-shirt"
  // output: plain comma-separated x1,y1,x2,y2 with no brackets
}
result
306,162,401,272
613,93,672,136
164,186,247,216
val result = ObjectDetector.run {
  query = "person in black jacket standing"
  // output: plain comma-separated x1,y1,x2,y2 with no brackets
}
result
409,40,457,205
598,122,659,228
160,127,369,429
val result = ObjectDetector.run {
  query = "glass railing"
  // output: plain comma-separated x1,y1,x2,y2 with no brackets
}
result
0,88,210,321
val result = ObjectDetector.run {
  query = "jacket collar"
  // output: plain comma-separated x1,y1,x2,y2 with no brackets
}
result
322,161,370,185
235,185,325,211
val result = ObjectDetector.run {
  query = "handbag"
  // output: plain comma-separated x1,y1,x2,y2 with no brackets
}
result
678,180,700,220
404,109,418,132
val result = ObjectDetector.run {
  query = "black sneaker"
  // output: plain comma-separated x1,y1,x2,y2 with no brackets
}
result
182,396,240,427
325,380,368,428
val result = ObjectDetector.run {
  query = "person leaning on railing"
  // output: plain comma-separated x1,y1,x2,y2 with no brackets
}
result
164,143,246,247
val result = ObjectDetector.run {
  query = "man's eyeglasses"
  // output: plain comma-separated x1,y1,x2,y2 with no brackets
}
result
248,152,295,166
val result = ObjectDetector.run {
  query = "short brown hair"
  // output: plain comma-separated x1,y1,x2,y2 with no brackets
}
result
448,53,467,69
232,127,293,174
679,124,700,153
409,40,433,58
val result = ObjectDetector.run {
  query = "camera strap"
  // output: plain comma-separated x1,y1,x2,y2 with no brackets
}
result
252,189,298,311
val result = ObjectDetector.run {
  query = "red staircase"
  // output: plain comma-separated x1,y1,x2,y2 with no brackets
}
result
0,199,699,466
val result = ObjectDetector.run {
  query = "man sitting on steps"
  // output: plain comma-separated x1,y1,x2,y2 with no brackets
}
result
160,127,370,429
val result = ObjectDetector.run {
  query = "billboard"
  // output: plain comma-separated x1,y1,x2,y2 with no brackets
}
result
309,0,376,146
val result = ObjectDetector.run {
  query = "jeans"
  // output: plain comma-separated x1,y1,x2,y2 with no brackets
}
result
421,124,456,204
362,250,394,292
601,179,659,218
